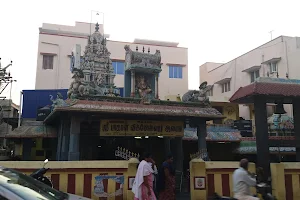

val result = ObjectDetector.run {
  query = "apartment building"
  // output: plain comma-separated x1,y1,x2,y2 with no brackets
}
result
35,22,188,99
200,36,300,119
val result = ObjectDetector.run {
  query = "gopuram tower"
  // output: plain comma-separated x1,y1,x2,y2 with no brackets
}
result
68,23,119,99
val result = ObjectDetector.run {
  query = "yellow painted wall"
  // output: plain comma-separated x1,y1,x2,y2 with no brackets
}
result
30,138,46,161
189,160,256,200
4,159,299,200
222,104,239,121
0,159,139,200
211,102,239,123
271,162,300,200
14,143,23,156
29,138,55,161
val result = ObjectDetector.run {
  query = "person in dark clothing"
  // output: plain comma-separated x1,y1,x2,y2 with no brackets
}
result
157,153,175,200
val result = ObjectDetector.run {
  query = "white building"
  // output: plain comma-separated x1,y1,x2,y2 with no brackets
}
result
200,36,300,119
35,22,188,100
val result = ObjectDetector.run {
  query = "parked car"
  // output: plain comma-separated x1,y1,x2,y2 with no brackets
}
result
0,166,91,200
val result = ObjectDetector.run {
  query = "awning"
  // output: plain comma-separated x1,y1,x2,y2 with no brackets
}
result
1,121,57,138
215,78,231,85
235,141,295,154
261,57,281,64
242,65,261,73
183,126,241,142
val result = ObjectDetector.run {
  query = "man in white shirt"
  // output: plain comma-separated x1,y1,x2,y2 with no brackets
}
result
233,159,259,200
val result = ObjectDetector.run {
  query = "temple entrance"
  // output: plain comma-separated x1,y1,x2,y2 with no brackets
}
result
78,119,181,164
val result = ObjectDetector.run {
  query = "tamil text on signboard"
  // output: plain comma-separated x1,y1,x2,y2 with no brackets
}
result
100,120,184,137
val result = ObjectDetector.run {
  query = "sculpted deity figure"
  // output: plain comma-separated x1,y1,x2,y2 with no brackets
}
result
106,88,116,97
194,81,210,104
67,70,83,99
182,81,210,105
50,92,67,111
136,75,152,103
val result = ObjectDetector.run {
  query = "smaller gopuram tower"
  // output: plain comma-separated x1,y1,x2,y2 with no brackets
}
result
124,45,162,103
67,23,119,99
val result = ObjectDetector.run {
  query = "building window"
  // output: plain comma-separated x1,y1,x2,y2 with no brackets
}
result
42,55,54,70
250,70,260,83
169,66,183,79
221,82,230,93
207,88,213,96
269,62,278,73
112,61,125,75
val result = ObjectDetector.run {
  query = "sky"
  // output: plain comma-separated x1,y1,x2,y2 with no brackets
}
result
1,0,300,104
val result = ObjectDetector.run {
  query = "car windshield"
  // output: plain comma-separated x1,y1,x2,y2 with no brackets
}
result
0,167,67,200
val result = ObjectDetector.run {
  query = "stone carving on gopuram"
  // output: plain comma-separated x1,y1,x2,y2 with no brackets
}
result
67,23,120,99
182,81,211,106
124,45,162,104
124,45,162,71
50,92,77,111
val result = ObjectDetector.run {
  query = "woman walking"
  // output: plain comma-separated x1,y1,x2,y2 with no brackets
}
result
157,153,176,200
132,152,156,200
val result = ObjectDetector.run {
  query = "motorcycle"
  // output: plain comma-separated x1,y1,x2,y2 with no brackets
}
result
213,184,275,200
256,183,276,200
30,159,53,187
212,174,276,200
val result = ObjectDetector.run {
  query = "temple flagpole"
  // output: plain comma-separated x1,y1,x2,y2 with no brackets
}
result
90,10,104,35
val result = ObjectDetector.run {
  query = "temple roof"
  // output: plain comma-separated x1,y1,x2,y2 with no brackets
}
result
44,99,223,124
230,77,300,104
235,140,295,154
182,126,241,142
241,136,295,141
0,121,57,138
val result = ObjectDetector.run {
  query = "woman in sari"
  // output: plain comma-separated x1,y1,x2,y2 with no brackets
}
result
157,154,175,200
132,152,156,200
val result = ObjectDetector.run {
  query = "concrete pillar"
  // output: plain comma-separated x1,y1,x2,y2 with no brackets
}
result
175,137,183,172
130,70,135,97
189,159,207,199
56,121,63,161
22,139,32,160
254,97,270,181
155,74,159,99
293,101,300,161
61,120,70,161
68,116,81,161
270,163,286,200
126,158,139,199
197,120,207,153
